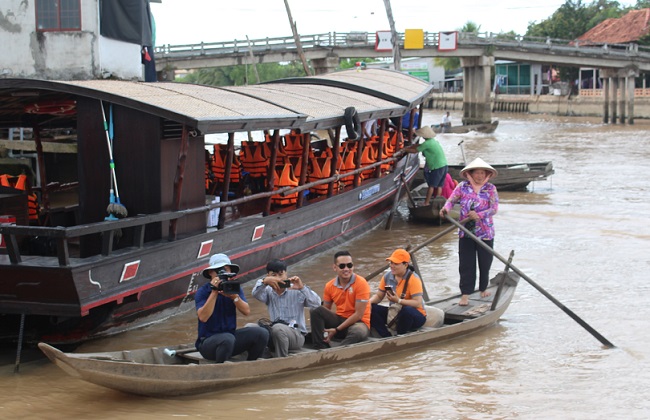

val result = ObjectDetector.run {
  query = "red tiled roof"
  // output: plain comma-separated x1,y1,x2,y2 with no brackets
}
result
577,8,650,44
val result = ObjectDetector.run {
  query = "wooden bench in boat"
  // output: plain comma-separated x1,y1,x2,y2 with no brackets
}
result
445,302,492,322
177,351,217,364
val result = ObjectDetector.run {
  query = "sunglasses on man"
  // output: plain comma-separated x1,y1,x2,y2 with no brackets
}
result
337,263,354,269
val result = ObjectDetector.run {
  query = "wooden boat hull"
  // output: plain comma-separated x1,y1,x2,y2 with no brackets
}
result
1,156,419,344
406,183,458,224
39,272,519,397
432,120,499,134
447,161,554,191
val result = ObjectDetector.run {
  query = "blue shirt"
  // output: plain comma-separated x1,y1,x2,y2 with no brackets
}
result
402,110,419,129
252,279,321,334
195,283,246,345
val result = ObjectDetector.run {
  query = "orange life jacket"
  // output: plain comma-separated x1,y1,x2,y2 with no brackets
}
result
359,143,377,178
8,174,39,221
239,141,268,177
339,150,363,187
272,163,299,205
308,156,332,195
212,146,241,183
283,133,303,157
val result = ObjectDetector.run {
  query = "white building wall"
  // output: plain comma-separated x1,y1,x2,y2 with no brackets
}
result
98,37,143,80
0,0,143,80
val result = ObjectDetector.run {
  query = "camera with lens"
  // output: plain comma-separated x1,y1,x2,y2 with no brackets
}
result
279,279,291,289
210,269,240,294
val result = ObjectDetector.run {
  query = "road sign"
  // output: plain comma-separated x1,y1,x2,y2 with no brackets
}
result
439,31,458,51
375,31,393,52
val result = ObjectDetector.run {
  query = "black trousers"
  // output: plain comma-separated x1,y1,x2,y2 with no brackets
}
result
458,236,494,295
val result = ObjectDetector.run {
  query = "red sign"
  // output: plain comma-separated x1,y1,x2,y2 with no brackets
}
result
120,260,141,282
252,225,265,242
197,240,213,259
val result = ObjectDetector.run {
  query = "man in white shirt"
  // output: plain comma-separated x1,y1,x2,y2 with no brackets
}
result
441,112,452,132
252,259,321,357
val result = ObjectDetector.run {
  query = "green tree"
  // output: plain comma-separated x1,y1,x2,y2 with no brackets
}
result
525,1,627,82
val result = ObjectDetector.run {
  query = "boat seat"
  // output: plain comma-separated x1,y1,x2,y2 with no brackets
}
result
177,351,217,364
444,302,492,322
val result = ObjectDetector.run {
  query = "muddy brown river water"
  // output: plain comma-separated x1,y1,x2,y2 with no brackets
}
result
1,111,648,419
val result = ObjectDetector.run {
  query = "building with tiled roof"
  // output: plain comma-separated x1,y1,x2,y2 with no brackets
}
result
577,8,650,45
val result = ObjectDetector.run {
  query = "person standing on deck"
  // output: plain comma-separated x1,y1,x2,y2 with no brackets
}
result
195,253,269,362
252,259,321,357
404,126,448,206
439,158,499,306
309,250,371,349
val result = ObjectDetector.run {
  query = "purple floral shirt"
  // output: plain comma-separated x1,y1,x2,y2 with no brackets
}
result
442,181,499,240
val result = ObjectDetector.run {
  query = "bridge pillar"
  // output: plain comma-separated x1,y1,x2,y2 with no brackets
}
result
602,77,609,124
460,56,494,125
311,55,339,75
619,77,626,124
601,67,638,124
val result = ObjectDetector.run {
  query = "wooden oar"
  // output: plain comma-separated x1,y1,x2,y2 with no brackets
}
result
445,215,615,348
400,174,417,208
385,171,404,230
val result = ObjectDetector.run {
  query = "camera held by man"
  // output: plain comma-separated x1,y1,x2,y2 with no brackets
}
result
209,269,240,294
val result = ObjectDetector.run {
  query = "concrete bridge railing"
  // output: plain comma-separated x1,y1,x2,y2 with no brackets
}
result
154,31,650,63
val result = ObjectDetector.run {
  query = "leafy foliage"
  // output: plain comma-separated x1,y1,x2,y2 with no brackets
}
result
526,1,626,40
525,1,636,82
179,62,307,86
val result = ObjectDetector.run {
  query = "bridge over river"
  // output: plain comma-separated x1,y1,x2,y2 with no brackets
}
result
155,31,650,125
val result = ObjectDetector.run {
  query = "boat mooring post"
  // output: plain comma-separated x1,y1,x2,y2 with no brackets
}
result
458,140,467,165
14,313,25,373
490,250,514,311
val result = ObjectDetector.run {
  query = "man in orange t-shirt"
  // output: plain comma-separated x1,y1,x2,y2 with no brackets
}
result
309,250,370,349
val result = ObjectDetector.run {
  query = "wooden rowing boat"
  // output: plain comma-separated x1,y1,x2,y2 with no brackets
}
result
447,161,555,191
432,120,499,134
39,271,519,397
407,183,458,224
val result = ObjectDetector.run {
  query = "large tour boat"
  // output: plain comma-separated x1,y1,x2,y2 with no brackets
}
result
0,69,432,350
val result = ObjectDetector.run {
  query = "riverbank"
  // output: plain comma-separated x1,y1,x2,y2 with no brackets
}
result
428,92,650,119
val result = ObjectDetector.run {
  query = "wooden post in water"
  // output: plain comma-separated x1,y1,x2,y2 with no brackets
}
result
245,35,260,84
383,0,401,71
283,0,312,76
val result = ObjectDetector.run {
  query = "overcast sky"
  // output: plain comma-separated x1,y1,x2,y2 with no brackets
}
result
150,0,636,46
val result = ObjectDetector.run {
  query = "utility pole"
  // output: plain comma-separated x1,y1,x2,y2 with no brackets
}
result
382,0,401,71
283,0,312,76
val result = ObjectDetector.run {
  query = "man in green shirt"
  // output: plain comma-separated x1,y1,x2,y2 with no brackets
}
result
404,126,448,206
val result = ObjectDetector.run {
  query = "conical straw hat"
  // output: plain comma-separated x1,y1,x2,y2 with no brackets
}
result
460,157,498,178
414,125,436,139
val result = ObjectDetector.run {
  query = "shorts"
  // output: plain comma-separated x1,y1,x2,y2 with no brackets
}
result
424,166,447,188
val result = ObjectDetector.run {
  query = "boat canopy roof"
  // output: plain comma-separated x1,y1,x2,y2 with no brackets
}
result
0,69,433,134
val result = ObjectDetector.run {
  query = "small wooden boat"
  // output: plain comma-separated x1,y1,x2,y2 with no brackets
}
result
432,120,499,134
407,183,458,224
39,271,519,397
447,161,555,191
